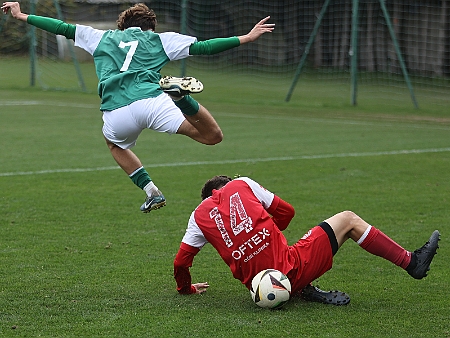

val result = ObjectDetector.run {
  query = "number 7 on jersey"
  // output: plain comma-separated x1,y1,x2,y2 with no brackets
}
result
118,40,139,71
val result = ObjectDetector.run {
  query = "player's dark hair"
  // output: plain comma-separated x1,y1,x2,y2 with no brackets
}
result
201,175,233,200
117,3,157,31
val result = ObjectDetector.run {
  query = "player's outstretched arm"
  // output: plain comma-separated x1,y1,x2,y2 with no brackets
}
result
192,282,209,295
2,1,76,39
188,16,274,56
238,16,275,44
1,2,28,21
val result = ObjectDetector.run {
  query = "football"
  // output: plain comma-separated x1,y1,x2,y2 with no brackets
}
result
250,269,291,309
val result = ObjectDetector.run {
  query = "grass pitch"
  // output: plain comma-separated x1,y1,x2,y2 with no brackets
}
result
0,57,449,337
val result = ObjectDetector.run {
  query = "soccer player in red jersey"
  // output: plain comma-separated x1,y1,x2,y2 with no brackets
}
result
174,175,440,305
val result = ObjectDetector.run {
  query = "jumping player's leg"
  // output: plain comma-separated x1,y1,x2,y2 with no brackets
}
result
174,96,223,145
105,137,142,175
159,76,223,144
104,137,166,213
102,105,166,213
324,211,440,279
103,92,221,212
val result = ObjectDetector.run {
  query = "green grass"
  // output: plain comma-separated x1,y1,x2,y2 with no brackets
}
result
0,57,449,337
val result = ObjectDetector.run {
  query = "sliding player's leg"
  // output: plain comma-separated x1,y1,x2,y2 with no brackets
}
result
324,211,440,279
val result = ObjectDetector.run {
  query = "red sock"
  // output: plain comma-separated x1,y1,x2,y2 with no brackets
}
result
358,226,411,269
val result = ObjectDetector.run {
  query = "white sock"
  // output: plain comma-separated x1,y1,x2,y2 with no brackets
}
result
357,225,372,245
143,181,158,196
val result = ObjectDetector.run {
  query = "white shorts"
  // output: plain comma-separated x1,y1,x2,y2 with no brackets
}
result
102,94,185,149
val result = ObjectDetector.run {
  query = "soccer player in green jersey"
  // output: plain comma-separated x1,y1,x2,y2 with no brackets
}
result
2,2,275,213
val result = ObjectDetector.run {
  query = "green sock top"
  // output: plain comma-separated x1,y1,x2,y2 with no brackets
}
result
129,167,151,190
174,95,200,116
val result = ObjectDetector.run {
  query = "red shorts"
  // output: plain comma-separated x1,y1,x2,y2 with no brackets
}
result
287,225,334,294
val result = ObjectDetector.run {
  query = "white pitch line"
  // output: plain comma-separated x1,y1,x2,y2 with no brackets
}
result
1,147,449,177
0,100,99,109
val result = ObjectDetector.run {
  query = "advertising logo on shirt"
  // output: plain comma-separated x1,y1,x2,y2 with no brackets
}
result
231,228,270,262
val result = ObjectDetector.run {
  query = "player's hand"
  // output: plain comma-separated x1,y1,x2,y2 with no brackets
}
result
240,16,275,44
1,2,28,21
192,282,209,294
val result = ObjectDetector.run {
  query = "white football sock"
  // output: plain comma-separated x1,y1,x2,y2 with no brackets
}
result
143,181,158,196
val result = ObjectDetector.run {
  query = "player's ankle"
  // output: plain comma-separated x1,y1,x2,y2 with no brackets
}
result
174,95,199,116
170,94,184,101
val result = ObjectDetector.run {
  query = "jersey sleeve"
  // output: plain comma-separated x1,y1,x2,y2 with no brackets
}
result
181,211,208,248
189,37,240,55
174,211,206,294
27,15,76,39
74,24,106,55
174,242,200,294
266,196,295,231
158,32,197,60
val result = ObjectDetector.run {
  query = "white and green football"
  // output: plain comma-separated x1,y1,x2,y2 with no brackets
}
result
250,269,291,309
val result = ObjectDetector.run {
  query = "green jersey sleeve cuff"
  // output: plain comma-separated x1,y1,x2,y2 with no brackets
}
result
27,15,76,40
189,36,240,55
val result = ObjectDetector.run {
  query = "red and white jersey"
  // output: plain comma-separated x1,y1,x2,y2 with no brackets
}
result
180,177,296,289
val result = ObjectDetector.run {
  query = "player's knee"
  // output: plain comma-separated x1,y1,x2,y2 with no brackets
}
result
212,129,224,144
205,128,223,145
340,210,361,225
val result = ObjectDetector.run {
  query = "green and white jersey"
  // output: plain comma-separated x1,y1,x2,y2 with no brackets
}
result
74,25,197,111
